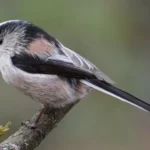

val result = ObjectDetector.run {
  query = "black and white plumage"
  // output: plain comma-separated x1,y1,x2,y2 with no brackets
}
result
0,20,150,112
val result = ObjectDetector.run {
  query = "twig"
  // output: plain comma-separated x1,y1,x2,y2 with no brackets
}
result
0,102,77,150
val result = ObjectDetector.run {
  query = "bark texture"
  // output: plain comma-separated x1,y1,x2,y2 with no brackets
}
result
0,103,77,150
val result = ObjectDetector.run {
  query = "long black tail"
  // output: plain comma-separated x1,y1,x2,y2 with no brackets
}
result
81,79,150,112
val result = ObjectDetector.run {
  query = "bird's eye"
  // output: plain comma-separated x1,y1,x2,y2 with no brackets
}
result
0,39,3,45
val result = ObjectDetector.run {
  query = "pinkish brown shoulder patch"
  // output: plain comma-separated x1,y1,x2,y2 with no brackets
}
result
27,37,55,54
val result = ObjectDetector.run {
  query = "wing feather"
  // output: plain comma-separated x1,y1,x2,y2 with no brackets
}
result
60,44,114,84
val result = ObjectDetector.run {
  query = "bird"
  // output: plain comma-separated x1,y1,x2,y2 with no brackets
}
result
0,20,149,125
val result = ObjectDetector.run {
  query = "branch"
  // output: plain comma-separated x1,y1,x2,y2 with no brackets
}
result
0,102,78,150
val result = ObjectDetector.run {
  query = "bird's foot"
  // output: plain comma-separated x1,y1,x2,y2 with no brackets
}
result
21,121,45,138
21,120,37,129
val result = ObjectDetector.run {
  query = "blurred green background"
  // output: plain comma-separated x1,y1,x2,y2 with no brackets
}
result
0,0,150,150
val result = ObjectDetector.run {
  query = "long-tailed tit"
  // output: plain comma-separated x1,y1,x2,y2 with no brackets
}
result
0,20,149,124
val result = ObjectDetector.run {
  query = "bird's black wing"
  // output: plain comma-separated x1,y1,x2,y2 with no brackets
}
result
11,53,97,79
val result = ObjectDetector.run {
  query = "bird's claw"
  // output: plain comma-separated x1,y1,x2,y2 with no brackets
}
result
21,121,37,129
21,121,45,138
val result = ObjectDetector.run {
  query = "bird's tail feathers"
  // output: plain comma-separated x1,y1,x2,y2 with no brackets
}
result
81,79,150,112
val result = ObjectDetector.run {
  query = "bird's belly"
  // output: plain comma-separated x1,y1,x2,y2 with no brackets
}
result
14,74,90,107
6,71,77,106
